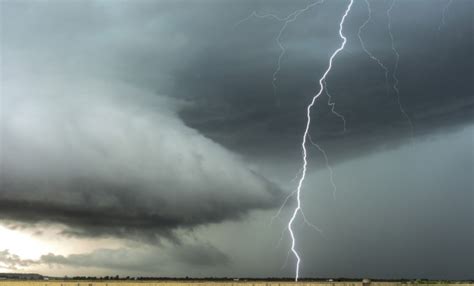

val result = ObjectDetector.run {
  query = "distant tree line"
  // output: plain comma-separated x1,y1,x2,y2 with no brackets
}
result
1,273,472,283
58,276,474,283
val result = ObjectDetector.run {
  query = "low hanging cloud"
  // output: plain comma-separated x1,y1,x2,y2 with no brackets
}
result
0,250,36,270
39,244,229,271
1,243,229,272
0,76,282,241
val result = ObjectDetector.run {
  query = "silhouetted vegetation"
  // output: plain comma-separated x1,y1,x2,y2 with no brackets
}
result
1,273,472,283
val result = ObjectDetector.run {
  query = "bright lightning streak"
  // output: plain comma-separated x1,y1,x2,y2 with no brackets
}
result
274,206,323,250
238,1,330,251
271,167,322,252
268,167,303,227
387,0,414,132
280,207,324,272
288,0,354,281
358,0,390,96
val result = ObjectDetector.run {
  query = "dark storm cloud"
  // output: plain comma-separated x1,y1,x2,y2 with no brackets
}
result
0,77,282,241
174,0,473,161
2,0,471,164
0,0,473,278
173,243,230,267
0,182,278,242
39,244,229,270
0,0,288,240
37,249,164,271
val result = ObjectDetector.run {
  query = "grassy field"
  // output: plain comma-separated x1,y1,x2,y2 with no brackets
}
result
0,282,472,286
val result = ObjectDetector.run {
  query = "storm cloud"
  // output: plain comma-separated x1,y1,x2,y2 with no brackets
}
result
2,0,472,164
0,0,472,279
175,0,473,161
0,76,281,241
1,243,229,272
39,243,229,271
0,250,36,270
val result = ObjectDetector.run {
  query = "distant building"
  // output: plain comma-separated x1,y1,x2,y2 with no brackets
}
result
0,273,44,280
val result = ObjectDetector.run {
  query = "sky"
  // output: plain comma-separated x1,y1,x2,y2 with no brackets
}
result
0,0,473,280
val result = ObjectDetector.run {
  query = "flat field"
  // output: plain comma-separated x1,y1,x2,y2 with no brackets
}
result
0,282,472,286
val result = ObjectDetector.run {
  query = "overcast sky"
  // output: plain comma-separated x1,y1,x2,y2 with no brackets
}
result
0,0,473,280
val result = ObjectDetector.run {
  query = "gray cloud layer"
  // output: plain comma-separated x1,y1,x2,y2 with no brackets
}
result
0,0,472,279
176,0,473,161
0,77,281,241
1,243,229,273
0,250,36,270
2,0,472,162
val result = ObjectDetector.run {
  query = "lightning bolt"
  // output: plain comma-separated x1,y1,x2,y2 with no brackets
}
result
358,0,413,133
288,0,354,280
387,0,414,132
323,79,346,133
237,2,339,263
234,0,433,280
235,0,326,105
358,0,390,96
307,134,337,200
280,207,326,272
